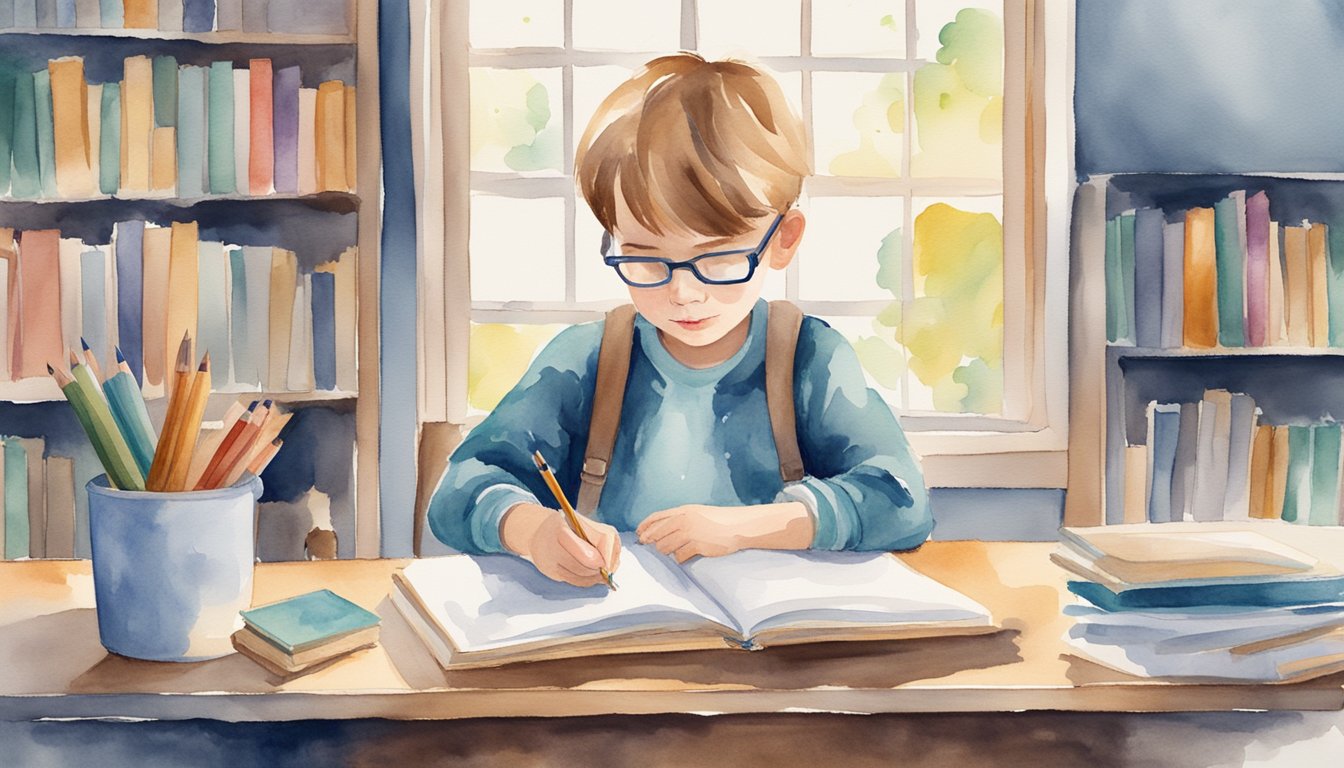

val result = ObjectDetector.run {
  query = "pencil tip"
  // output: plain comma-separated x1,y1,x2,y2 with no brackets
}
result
46,363,54,375
80,337,90,351
115,346,125,363
68,349,79,365
263,399,273,408
247,400,259,410
199,352,210,370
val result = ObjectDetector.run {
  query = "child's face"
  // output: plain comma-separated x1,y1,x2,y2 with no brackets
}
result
608,196,804,362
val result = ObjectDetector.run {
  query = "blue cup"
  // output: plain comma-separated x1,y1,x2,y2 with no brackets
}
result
87,474,262,661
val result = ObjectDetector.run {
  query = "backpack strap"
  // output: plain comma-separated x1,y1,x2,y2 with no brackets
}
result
577,304,637,516
766,300,806,483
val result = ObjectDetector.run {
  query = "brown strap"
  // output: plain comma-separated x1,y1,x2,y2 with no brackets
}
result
766,301,805,483
577,304,637,516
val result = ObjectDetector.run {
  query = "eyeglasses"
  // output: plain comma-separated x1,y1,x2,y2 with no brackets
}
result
602,214,785,288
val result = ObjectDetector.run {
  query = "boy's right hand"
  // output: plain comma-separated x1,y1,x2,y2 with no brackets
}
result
500,502,621,588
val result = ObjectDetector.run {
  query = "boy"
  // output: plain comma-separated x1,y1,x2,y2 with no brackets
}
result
429,53,932,587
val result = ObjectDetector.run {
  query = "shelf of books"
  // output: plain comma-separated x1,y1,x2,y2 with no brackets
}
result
1085,173,1344,527
0,0,379,562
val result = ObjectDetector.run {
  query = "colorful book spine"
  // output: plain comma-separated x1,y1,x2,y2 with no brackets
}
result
176,64,207,199
243,245,271,386
1310,423,1342,525
287,272,313,391
122,0,155,28
0,67,14,196
1133,208,1164,348
141,225,171,392
1270,425,1290,520
1244,191,1271,346
317,247,356,391
317,80,347,193
1283,425,1314,524
1283,225,1312,347
57,238,82,355
208,61,236,195
1105,216,1124,343
81,247,108,362
229,249,255,385
152,55,177,130
182,0,214,33
85,82,101,193
165,222,199,364
344,85,356,188
122,55,154,193
4,438,28,559
0,261,8,381
1145,401,1181,524
1159,218,1184,348
272,65,300,195
197,240,230,377
150,125,176,193
232,68,250,195
1329,221,1344,347
311,270,335,390
98,0,122,28
10,71,40,199
48,57,97,198
267,247,295,391
0,230,17,378
1308,222,1330,347
1213,192,1246,347
297,87,317,195
1268,221,1286,345
44,455,74,559
1249,423,1274,520
114,220,144,385
98,81,120,194
248,59,273,195
32,68,57,197
17,230,62,379
156,0,180,32
1183,207,1218,348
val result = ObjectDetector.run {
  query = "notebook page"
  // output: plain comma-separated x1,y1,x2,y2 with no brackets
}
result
398,536,735,653
682,548,993,638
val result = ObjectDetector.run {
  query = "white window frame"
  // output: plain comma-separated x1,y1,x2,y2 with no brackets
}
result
425,0,1073,489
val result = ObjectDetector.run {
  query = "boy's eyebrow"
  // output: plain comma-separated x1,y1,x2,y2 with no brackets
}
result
619,235,744,253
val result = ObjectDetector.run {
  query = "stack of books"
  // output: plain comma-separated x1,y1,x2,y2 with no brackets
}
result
232,588,380,677
1,435,76,560
1053,521,1344,683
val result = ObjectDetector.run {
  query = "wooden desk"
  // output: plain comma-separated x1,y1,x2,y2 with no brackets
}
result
2,542,1342,722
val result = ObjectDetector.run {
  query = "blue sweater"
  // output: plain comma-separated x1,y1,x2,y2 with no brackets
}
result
428,300,932,554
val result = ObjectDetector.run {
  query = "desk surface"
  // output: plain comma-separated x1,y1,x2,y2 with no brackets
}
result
2,541,1342,722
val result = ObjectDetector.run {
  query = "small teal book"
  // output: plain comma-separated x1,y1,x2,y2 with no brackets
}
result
1327,220,1344,347
10,70,40,198
1213,191,1247,347
98,81,120,194
1068,577,1344,611
207,61,235,194
152,55,177,129
229,248,254,385
1309,424,1342,526
241,589,380,654
32,68,57,198
0,66,14,195
1282,425,1315,525
176,64,206,198
4,438,29,560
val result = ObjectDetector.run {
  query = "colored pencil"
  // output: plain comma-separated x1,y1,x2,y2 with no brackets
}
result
80,337,106,383
245,437,282,477
56,356,145,491
147,333,194,491
101,349,159,478
195,400,257,490
532,450,616,590
164,353,212,491
215,400,271,488
185,399,248,490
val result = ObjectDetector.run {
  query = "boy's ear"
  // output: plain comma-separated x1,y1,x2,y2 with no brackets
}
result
768,209,806,270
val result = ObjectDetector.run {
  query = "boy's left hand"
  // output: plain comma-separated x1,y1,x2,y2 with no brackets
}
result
635,502,814,563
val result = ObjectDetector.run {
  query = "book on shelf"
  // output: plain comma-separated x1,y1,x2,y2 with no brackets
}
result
1245,190,1271,346
0,436,75,560
0,0,349,34
1132,207,1164,349
231,588,380,676
392,534,998,670
1213,191,1247,347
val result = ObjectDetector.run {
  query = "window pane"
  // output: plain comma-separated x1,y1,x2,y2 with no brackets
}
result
697,0,801,58
469,0,563,48
911,2,1003,179
817,314,906,412
903,196,1004,415
468,323,569,413
797,196,903,302
470,194,566,302
812,72,905,178
470,68,564,175
573,65,638,158
575,208,629,303
811,0,907,58
573,0,680,52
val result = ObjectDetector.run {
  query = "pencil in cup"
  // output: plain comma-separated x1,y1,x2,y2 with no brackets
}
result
101,347,159,479
531,450,617,590
195,400,259,491
147,333,195,491
50,359,145,492
163,353,212,492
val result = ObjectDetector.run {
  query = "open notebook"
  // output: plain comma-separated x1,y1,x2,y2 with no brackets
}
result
391,535,997,669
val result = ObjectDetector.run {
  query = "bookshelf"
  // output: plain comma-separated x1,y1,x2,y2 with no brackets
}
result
0,0,381,561
1069,173,1344,527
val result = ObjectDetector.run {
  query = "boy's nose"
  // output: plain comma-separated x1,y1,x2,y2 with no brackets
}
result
667,267,706,303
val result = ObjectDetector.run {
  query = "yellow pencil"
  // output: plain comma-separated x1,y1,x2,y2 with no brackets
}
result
148,332,194,491
164,353,212,491
532,450,616,590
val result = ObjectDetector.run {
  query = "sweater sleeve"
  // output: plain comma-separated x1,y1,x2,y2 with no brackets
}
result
778,319,933,552
427,322,603,554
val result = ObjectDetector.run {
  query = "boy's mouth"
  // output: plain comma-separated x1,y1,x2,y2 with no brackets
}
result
672,316,714,330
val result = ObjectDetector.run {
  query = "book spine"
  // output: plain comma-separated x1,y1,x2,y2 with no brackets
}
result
34,0,52,27
317,247,356,391
196,241,230,379
228,248,254,385
122,55,153,193
1328,222,1344,347
152,55,177,129
49,57,96,199
57,237,82,354
271,65,300,195
0,264,9,380
115,220,144,385
1160,219,1185,348
85,82,101,195
182,0,214,33
4,438,28,559
0,67,14,195
1223,392,1256,520
242,245,270,386
1268,221,1286,345
1283,425,1314,524
1269,425,1290,520
1133,208,1164,349
1213,192,1246,347
1248,423,1273,519
122,0,154,27
44,455,74,558
1244,191,1271,346
81,247,107,363
150,125,175,193
98,0,121,27
156,0,180,32
215,0,240,30
1146,402,1181,524
98,81,120,194
232,68,250,196
13,0,34,27
1105,216,1122,343
17,230,62,379
207,61,235,194
1309,423,1341,525
0,231,18,378
10,71,40,199
33,69,57,198
297,87,316,194
140,226,171,394
22,438,44,558
311,270,335,390
1184,207,1218,348
74,0,97,28
344,85,356,189
0,0,15,27
176,64,206,199
287,271,313,391
1308,223,1331,347
248,58,272,195
54,0,71,26
165,221,199,361
1284,225,1311,347
267,247,294,391
240,0,263,32
1192,390,1231,521
268,0,347,35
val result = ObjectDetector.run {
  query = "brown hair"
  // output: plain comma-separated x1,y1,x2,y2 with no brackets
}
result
575,53,810,239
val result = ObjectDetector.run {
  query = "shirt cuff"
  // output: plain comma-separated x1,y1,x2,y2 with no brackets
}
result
472,484,541,554
777,477,856,551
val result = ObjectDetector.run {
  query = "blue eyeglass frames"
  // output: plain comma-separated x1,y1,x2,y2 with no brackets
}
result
601,213,786,288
